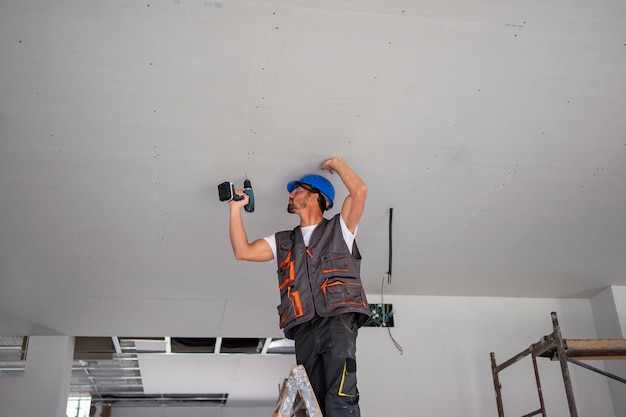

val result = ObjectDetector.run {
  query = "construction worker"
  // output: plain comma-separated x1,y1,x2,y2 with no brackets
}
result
228,156,370,417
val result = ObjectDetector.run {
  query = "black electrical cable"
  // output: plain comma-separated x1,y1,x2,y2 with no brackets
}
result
383,207,403,354
388,208,393,283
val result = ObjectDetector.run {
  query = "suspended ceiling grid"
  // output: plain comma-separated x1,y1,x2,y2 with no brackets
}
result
69,337,295,406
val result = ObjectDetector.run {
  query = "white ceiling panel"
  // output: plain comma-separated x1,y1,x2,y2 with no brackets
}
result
138,352,294,405
1,0,625,405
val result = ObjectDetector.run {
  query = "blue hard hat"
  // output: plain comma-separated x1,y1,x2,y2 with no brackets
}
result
287,174,335,210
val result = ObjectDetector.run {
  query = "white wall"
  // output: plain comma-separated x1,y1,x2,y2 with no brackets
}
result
358,295,613,417
591,286,626,417
111,294,615,417
0,336,74,417
610,286,626,335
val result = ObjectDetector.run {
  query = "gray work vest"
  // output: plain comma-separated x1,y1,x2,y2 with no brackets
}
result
275,214,370,339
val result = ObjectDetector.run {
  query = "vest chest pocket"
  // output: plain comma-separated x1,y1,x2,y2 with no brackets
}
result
321,255,349,275
321,279,367,308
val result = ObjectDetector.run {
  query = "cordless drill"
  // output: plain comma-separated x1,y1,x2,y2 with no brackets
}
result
218,178,255,213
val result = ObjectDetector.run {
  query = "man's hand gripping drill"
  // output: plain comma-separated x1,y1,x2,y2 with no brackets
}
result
218,179,255,213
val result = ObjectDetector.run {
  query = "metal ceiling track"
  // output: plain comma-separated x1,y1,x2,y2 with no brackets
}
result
89,393,228,408
0,336,28,376
70,336,229,407
70,337,144,399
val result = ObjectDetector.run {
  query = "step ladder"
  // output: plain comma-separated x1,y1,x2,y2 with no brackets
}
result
273,364,323,417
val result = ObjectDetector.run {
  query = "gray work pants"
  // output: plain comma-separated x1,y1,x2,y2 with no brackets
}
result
293,313,361,417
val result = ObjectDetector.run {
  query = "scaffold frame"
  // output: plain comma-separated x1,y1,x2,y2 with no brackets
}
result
490,311,626,417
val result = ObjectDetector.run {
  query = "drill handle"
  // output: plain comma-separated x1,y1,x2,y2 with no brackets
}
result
243,179,255,213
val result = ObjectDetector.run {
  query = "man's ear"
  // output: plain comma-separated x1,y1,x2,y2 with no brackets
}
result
314,193,325,212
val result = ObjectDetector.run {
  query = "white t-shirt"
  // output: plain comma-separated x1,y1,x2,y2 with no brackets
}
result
263,215,357,265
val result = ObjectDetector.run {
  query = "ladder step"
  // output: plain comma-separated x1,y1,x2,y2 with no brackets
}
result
273,365,323,417
521,408,543,417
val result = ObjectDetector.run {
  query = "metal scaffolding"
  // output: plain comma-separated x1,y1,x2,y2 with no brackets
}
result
490,311,626,417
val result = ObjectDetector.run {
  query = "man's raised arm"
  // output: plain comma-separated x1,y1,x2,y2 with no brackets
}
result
228,190,274,262
320,156,367,233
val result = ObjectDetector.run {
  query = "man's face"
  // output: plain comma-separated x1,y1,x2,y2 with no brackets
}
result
287,185,317,213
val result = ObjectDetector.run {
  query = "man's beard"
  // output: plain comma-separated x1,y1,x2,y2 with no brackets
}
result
287,200,306,213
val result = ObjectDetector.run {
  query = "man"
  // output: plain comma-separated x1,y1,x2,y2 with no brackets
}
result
228,156,370,417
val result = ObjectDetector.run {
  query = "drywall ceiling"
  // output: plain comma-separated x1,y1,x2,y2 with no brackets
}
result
1,0,625,403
